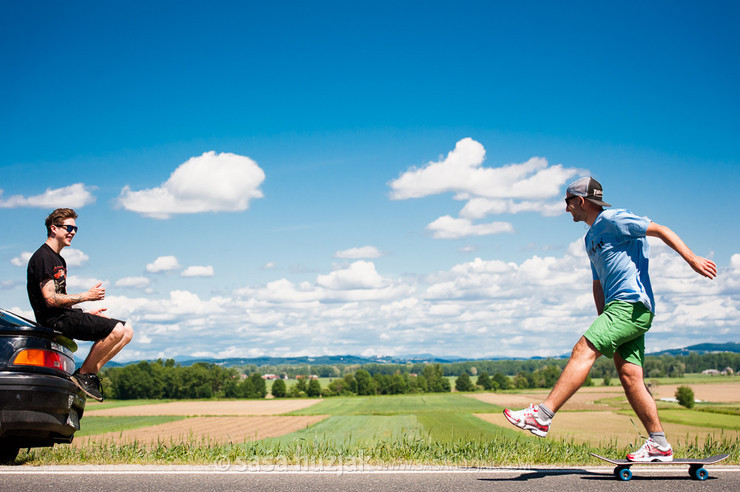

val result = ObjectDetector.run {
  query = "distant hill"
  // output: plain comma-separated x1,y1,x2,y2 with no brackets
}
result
92,342,738,368
649,342,740,356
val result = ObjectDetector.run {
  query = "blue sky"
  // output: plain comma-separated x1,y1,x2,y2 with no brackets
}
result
1,1,738,361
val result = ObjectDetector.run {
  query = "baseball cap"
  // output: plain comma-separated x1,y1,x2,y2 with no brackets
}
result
566,177,611,207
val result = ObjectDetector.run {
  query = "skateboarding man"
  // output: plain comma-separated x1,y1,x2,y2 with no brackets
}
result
503,177,717,462
27,208,134,401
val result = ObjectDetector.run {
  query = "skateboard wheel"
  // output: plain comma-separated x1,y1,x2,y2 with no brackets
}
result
617,467,632,481
692,467,708,481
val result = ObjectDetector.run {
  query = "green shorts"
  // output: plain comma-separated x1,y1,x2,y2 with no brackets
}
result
584,300,654,367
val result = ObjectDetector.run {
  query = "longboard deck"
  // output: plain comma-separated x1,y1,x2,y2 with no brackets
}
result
591,453,729,465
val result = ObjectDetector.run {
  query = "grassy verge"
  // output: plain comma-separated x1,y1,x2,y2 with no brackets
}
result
17,433,739,466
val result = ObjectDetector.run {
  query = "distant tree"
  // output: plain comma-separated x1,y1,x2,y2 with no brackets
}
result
307,378,322,397
355,369,376,395
455,373,476,392
492,372,510,390
675,385,695,408
583,373,593,387
602,375,611,386
271,379,287,398
513,372,529,389
476,371,493,390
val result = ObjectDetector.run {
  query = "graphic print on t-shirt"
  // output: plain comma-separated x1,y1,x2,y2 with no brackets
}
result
52,265,67,294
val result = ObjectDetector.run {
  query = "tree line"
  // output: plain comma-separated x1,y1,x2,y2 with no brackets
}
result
99,351,739,400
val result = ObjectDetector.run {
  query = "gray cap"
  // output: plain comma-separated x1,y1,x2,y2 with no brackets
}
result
566,177,611,207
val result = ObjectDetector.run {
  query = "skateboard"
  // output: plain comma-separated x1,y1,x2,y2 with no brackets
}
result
591,453,729,481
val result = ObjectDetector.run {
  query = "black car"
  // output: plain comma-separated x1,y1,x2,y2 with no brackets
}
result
0,307,86,464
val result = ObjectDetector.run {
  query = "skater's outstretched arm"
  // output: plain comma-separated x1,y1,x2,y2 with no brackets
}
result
646,222,717,279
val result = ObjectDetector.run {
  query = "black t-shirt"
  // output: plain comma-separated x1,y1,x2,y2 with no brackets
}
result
27,243,73,326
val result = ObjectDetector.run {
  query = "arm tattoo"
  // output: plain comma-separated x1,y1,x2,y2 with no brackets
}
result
41,280,84,307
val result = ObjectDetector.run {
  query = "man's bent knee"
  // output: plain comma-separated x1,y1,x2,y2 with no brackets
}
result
571,336,601,362
109,322,134,345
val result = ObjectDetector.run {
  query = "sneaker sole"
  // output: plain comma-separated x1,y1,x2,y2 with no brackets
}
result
70,376,104,402
627,456,673,463
503,410,549,438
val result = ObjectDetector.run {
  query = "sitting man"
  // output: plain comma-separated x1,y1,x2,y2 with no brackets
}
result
27,208,133,401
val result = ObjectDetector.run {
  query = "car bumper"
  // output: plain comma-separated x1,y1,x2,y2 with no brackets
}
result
0,372,86,446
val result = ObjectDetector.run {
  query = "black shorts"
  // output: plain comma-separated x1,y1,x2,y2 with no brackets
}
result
50,309,123,342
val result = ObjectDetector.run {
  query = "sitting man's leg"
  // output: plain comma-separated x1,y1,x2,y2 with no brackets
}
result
54,311,133,401
80,321,134,374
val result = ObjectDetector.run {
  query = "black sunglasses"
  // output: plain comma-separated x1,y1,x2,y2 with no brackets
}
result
55,224,78,233
564,196,580,206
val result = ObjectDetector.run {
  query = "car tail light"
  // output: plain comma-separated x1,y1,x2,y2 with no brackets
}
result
13,349,73,373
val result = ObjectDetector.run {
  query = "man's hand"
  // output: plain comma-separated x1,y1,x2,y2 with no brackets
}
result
89,307,110,318
687,255,717,279
86,282,106,301
647,222,718,280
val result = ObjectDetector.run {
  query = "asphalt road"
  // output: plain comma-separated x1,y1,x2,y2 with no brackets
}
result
2,465,739,491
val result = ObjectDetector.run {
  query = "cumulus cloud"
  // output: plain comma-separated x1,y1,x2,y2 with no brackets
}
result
334,246,383,259
87,243,738,363
317,261,390,290
388,138,581,238
426,216,514,239
146,256,180,273
389,138,577,200
115,276,151,289
181,265,215,277
60,248,89,267
10,252,32,267
118,151,266,219
0,183,96,209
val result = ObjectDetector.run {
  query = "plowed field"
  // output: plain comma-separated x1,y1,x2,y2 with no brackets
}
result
74,415,327,446
84,399,322,417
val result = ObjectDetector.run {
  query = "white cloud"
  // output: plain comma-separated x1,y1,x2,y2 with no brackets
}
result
0,183,96,209
66,276,105,291
181,265,215,277
334,246,383,259
60,248,89,267
10,251,32,267
460,197,564,219
426,216,514,239
388,138,581,238
117,151,266,219
91,244,739,363
388,138,577,201
146,256,181,273
115,276,151,289
317,261,390,290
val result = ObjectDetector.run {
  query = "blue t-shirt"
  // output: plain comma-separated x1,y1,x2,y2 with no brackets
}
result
585,209,655,313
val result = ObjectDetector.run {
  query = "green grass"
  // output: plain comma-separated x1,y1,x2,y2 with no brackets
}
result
657,409,740,430
76,416,186,437
416,412,521,442
287,393,501,416
261,415,425,447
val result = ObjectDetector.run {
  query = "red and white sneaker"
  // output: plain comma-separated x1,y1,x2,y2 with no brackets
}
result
626,438,673,462
503,404,551,438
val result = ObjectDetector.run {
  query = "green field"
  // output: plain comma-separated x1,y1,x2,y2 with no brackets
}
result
287,393,500,416
263,393,518,449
